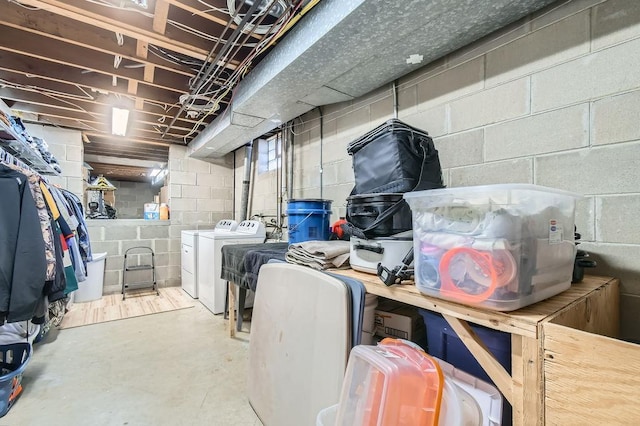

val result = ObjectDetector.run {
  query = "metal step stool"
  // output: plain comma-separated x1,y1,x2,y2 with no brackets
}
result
122,246,158,300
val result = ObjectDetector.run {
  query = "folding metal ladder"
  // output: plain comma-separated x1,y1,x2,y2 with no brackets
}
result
122,246,158,300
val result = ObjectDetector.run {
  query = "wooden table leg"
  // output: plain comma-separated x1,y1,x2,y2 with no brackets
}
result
229,281,236,338
512,334,544,426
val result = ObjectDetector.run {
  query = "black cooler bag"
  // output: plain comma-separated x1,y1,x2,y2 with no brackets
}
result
347,119,444,194
345,119,444,239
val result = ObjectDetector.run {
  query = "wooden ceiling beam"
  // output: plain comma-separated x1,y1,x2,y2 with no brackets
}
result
85,145,170,158
84,132,179,147
0,87,202,129
0,26,190,94
85,149,168,163
144,65,156,83
21,112,189,142
0,61,181,110
18,0,213,61
166,0,262,41
128,80,139,95
10,102,196,136
85,140,171,154
136,40,149,59
0,3,194,78
153,0,171,34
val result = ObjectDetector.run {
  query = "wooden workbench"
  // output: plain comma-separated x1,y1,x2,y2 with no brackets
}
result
332,269,620,426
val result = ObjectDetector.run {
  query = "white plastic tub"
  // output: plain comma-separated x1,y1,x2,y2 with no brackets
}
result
404,184,581,311
74,252,107,303
316,404,338,426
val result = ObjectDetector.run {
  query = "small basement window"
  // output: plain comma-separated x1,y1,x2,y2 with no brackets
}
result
258,134,281,174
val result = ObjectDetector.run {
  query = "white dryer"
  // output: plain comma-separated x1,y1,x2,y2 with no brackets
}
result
197,220,266,314
181,220,238,299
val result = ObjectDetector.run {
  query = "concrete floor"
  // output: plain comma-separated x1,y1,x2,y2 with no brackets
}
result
3,303,261,426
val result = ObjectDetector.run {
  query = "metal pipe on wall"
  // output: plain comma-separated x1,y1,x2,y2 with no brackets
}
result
319,107,323,199
393,80,399,119
276,132,282,231
240,140,254,221
288,122,294,200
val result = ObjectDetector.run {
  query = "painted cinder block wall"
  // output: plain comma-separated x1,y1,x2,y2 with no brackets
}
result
243,0,640,340
110,179,159,219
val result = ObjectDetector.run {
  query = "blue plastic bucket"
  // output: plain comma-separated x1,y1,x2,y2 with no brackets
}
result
286,199,332,244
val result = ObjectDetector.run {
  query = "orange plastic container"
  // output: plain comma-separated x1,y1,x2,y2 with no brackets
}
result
335,339,444,426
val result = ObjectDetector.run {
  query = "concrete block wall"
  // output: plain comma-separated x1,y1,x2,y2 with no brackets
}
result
87,220,176,294
246,0,640,339
24,123,84,199
232,142,288,240
168,145,234,228
111,179,159,219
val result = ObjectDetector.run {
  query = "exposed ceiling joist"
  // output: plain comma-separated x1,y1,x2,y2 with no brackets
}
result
1,0,304,164
0,3,194,77
165,0,262,41
0,86,205,129
153,0,170,34
18,0,213,60
0,57,180,107
0,25,190,94
84,154,164,168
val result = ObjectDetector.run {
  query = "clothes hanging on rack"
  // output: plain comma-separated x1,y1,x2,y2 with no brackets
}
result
0,164,48,323
50,186,87,282
0,145,92,327
61,189,92,265
23,170,57,281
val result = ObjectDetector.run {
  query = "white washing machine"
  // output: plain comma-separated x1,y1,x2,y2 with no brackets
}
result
197,220,266,314
181,220,238,299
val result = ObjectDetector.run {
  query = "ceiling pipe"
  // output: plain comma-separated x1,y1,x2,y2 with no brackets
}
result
240,140,254,221
161,0,261,137
392,80,398,119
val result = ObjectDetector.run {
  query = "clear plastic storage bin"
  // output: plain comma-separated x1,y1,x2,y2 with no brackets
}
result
333,339,502,426
404,184,581,311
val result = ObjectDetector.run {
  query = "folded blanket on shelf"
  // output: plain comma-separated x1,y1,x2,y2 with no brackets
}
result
285,240,351,270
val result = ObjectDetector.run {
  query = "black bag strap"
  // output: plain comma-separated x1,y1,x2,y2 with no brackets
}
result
344,199,408,239
412,134,444,191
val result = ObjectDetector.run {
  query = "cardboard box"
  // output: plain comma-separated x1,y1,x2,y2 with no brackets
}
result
144,203,159,220
374,301,426,341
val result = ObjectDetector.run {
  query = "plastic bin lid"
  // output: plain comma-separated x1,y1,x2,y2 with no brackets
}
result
336,338,444,426
436,358,503,426
403,183,583,201
90,252,107,262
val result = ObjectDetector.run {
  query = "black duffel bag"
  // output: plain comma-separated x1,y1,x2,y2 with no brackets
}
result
344,119,444,239
347,119,444,194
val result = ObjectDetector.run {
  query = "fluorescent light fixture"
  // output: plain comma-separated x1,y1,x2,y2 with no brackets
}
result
112,107,129,136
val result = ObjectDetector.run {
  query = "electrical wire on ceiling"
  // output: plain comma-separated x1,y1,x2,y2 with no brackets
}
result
175,0,306,143
168,20,259,48
196,0,230,15
148,45,202,70
9,0,40,10
227,0,290,35
0,78,95,104
10,0,309,143
180,8,294,137
176,5,281,138
85,0,154,17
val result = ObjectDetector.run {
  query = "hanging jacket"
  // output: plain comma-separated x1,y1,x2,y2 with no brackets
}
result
0,165,47,323
42,185,87,283
42,219,67,304
3,163,56,280
61,189,92,264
